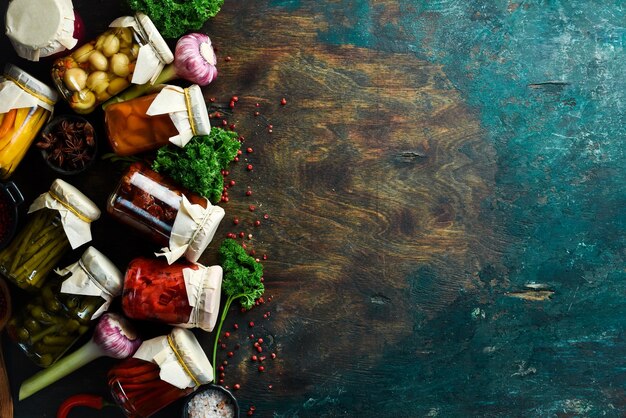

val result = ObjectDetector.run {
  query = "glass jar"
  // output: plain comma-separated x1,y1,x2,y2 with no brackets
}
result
7,247,123,367
105,84,211,156
122,257,222,331
0,64,58,179
5,0,84,61
51,13,173,114
109,328,212,417
0,179,100,290
107,162,224,263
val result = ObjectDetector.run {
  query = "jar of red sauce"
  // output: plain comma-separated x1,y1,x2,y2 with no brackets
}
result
122,257,222,331
107,162,225,264
108,327,213,417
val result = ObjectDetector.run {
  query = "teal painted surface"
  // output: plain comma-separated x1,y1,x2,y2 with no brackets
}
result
271,1,626,416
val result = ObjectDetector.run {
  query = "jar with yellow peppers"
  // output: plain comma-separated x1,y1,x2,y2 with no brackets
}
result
8,246,123,367
50,13,173,114
0,64,58,179
0,179,100,291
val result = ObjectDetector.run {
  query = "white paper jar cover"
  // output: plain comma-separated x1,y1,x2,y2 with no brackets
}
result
0,64,58,113
5,0,78,61
133,327,213,389
57,246,123,318
29,178,101,249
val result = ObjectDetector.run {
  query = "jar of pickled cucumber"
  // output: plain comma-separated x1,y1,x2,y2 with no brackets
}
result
51,13,173,114
0,179,100,290
0,64,58,179
105,84,211,156
7,246,123,367
122,258,222,331
109,328,212,417
107,162,224,264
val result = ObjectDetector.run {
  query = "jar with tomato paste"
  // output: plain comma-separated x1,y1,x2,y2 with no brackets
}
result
104,84,211,156
107,162,224,264
108,327,213,417
122,257,222,331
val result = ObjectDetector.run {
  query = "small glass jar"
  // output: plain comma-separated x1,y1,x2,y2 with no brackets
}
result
51,13,173,114
5,0,84,61
109,328,212,417
107,162,224,263
7,247,122,367
105,84,211,156
0,179,100,290
0,64,58,179
122,257,222,331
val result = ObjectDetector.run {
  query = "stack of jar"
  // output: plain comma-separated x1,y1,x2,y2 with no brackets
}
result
0,6,232,417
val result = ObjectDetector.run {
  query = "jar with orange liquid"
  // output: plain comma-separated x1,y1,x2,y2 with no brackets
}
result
0,64,58,179
105,84,211,156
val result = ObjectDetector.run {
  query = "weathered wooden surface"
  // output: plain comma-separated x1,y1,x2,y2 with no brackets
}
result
2,0,625,417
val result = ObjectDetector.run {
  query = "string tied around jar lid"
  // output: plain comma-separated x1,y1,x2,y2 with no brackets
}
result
167,334,201,387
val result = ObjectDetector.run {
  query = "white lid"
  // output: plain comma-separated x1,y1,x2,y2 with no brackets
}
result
156,195,225,264
28,179,101,248
133,327,213,389
0,64,58,113
181,265,222,331
135,13,173,65
146,84,211,148
5,0,77,61
57,246,123,318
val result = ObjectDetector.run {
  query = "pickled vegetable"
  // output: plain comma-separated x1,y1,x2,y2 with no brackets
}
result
109,358,193,417
0,106,50,179
105,93,178,156
51,27,141,114
7,277,106,367
0,209,70,290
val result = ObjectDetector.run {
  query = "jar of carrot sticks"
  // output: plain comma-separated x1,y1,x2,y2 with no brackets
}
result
104,84,211,156
108,327,212,417
0,64,58,179
0,179,100,291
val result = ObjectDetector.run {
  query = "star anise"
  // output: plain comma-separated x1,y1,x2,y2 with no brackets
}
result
36,133,58,150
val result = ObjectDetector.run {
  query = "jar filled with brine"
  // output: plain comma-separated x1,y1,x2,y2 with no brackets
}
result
51,13,173,114
7,246,123,367
0,64,58,179
0,179,100,290
107,162,224,264
104,84,211,156
122,257,222,331
109,327,213,417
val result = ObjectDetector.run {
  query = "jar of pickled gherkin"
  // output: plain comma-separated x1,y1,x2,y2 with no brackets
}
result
51,13,173,114
0,64,58,179
107,162,225,264
0,179,100,290
122,258,222,331
105,84,211,156
109,328,213,417
7,246,123,367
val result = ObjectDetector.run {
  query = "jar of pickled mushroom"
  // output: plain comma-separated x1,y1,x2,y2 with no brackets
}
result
0,179,100,290
51,13,173,114
107,162,224,264
109,327,213,417
7,246,123,367
122,258,222,331
0,64,58,179
105,84,211,156
5,0,84,61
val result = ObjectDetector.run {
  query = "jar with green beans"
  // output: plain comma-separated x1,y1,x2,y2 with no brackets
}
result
0,178,100,291
7,246,122,367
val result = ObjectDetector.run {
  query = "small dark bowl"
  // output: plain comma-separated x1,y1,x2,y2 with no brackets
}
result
39,115,97,175
182,384,239,418
0,181,24,250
